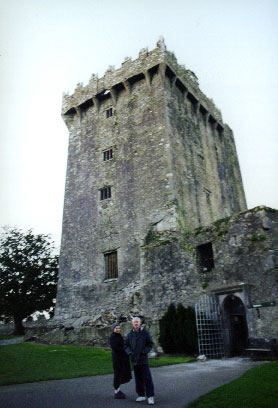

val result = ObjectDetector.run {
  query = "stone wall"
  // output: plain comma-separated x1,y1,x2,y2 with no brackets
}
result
42,206,278,354
140,206,278,344
164,75,246,230
28,320,161,351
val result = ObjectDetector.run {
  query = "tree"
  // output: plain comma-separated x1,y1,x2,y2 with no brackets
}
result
159,303,198,355
0,227,59,334
175,304,198,354
159,303,177,353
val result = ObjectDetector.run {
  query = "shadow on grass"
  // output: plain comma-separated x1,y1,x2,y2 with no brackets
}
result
0,342,194,386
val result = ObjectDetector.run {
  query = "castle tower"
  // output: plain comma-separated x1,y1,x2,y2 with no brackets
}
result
55,39,247,325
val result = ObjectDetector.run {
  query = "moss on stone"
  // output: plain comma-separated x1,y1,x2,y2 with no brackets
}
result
194,226,204,236
213,216,231,231
143,229,177,248
184,242,194,256
250,234,266,242
216,229,228,237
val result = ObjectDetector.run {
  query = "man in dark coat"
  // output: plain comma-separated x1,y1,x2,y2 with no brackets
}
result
125,317,155,405
109,323,132,399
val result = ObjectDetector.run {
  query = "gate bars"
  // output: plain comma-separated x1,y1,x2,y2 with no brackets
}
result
195,294,225,358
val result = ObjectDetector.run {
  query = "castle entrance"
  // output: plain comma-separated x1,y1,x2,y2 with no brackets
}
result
195,294,225,358
222,295,248,356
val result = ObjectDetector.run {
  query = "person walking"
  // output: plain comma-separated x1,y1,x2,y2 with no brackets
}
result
125,317,155,405
109,323,132,399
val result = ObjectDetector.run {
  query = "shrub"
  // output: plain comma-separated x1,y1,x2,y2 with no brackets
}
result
159,303,198,354
159,303,177,353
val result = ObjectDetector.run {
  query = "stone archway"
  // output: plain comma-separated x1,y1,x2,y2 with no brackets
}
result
222,295,248,356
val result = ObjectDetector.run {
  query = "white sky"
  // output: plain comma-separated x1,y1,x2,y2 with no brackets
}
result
0,0,277,246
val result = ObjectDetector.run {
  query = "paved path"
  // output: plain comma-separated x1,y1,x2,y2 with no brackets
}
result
0,357,264,408
0,338,23,346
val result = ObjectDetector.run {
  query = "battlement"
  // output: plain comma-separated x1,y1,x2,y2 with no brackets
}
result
62,37,223,126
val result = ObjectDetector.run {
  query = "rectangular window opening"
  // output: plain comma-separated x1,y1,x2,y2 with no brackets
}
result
104,251,118,279
204,188,211,205
106,107,113,118
100,186,111,200
103,148,113,161
197,242,214,273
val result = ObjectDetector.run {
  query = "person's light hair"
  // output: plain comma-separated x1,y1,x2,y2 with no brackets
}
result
132,316,141,323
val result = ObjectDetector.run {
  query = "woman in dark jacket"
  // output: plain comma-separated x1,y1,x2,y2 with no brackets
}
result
109,323,132,399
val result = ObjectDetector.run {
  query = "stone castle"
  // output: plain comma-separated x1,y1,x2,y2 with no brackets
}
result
52,38,277,357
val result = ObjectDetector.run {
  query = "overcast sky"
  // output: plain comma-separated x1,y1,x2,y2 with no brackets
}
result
1,0,277,246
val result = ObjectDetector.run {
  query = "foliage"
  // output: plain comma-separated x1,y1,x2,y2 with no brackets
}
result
0,227,59,334
249,234,266,242
0,343,194,385
159,303,177,353
213,216,231,231
159,303,198,354
144,229,157,246
176,304,198,354
187,361,278,408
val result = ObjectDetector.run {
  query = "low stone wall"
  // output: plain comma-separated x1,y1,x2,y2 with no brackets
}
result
0,323,14,336
30,325,112,348
24,320,161,351
0,319,57,337
1,318,160,350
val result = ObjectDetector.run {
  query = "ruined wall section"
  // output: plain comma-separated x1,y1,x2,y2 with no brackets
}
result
39,206,278,347
140,207,278,340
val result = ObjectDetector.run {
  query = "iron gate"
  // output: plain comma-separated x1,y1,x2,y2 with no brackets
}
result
195,294,225,358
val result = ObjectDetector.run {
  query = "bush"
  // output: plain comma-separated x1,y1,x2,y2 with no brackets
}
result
159,303,198,354
159,303,177,353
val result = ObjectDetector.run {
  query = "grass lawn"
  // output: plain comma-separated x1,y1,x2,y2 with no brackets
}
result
187,361,278,408
0,342,193,386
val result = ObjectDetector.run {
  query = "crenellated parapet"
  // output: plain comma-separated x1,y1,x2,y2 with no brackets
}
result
62,38,165,115
163,51,222,122
62,37,224,128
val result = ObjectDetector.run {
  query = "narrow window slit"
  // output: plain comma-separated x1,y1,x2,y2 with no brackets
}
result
105,251,118,279
106,107,113,118
100,186,111,200
103,148,113,161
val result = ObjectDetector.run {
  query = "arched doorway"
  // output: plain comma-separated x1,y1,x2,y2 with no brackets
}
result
223,295,248,356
